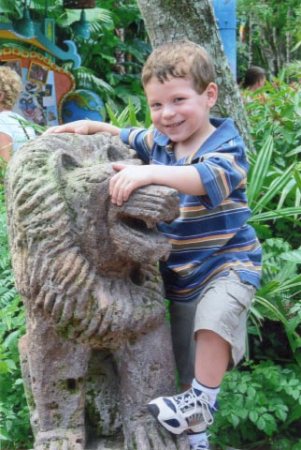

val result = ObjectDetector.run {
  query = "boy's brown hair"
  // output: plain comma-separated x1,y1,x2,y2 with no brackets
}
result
142,40,216,94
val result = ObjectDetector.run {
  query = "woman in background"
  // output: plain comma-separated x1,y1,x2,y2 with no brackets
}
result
0,66,36,162
241,65,266,91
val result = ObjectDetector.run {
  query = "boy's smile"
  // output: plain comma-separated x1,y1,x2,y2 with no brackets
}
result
145,76,217,156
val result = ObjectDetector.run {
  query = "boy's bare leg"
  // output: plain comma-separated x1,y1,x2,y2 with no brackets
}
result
194,330,230,387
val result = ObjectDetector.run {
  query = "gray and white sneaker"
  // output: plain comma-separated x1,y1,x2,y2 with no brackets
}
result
147,387,215,435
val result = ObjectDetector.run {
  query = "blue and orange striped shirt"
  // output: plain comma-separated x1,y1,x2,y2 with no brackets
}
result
120,117,262,302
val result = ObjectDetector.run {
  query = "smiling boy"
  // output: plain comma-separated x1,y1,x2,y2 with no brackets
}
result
47,41,262,450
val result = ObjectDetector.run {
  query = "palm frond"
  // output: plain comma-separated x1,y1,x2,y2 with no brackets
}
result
72,67,114,95
56,7,112,28
247,134,274,207
249,207,301,222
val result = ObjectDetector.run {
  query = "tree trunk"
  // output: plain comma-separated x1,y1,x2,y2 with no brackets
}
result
136,0,254,151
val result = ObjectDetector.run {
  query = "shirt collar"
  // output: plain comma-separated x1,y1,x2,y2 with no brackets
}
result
153,129,171,146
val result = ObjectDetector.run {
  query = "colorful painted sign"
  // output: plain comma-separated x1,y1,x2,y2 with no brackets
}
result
0,48,75,126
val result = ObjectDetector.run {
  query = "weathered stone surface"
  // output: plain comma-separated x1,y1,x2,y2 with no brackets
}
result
6,133,189,450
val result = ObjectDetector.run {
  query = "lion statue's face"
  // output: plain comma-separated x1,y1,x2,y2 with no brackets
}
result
57,138,178,274
6,133,179,344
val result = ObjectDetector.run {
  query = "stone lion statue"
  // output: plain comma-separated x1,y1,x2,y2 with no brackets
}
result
6,133,189,450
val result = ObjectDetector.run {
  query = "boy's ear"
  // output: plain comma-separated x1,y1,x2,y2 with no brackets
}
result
206,82,218,106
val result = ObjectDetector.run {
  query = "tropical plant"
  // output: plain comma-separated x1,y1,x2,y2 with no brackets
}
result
0,179,32,449
57,0,150,112
105,96,151,128
211,360,301,450
206,74,301,450
244,78,301,247
237,0,301,75
244,80,301,369
0,0,149,113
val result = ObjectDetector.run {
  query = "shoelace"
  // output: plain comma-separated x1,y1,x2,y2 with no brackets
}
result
174,390,214,427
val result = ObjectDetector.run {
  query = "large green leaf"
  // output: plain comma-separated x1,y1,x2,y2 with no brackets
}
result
251,164,296,214
247,135,274,207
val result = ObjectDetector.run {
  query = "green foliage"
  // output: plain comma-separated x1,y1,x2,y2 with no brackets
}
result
237,0,301,75
212,361,301,449
0,182,32,448
244,81,301,165
105,97,151,129
59,0,150,114
244,94,301,368
214,72,301,449
0,0,149,114
250,237,301,366
247,134,301,221
244,78,301,248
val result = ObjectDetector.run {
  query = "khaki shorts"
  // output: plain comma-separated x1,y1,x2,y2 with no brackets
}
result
169,270,256,385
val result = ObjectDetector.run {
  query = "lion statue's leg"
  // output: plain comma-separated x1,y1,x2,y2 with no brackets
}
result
85,349,122,442
24,312,90,450
113,320,190,450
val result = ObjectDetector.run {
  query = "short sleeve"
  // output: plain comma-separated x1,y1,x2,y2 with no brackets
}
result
194,142,248,208
120,127,155,163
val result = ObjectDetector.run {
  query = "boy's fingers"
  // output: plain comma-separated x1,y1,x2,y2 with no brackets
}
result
112,163,126,172
109,172,120,196
111,176,132,206
43,123,89,135
43,125,71,135
43,126,58,135
109,172,124,202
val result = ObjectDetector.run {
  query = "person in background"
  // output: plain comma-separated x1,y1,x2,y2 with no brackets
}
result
241,65,266,91
0,66,36,162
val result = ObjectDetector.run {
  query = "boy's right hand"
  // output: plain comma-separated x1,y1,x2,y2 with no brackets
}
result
43,120,121,136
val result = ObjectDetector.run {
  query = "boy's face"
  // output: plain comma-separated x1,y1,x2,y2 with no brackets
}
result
145,76,217,146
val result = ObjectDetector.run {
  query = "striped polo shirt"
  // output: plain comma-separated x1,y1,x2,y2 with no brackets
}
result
120,117,262,302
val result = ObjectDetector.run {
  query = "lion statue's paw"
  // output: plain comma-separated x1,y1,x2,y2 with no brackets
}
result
125,421,190,450
35,429,84,450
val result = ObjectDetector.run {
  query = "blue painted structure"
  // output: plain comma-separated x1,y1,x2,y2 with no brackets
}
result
213,0,237,77
0,5,81,68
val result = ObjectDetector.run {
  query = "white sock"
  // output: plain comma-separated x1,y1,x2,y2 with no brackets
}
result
188,431,209,447
192,378,220,408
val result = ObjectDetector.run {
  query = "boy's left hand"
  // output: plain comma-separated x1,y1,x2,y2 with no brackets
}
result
110,163,153,206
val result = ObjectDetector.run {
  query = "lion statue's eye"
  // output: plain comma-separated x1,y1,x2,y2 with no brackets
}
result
106,145,124,162
61,153,82,171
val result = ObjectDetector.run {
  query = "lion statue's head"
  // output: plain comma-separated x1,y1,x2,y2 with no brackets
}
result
6,133,179,348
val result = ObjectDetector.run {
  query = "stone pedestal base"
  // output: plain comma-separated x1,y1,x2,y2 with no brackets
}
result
29,437,124,450
87,437,123,450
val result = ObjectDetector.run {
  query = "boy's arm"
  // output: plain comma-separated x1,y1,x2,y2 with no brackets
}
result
110,163,205,206
44,120,120,136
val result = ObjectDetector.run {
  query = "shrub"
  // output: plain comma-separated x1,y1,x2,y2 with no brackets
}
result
211,361,301,449
0,181,32,449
